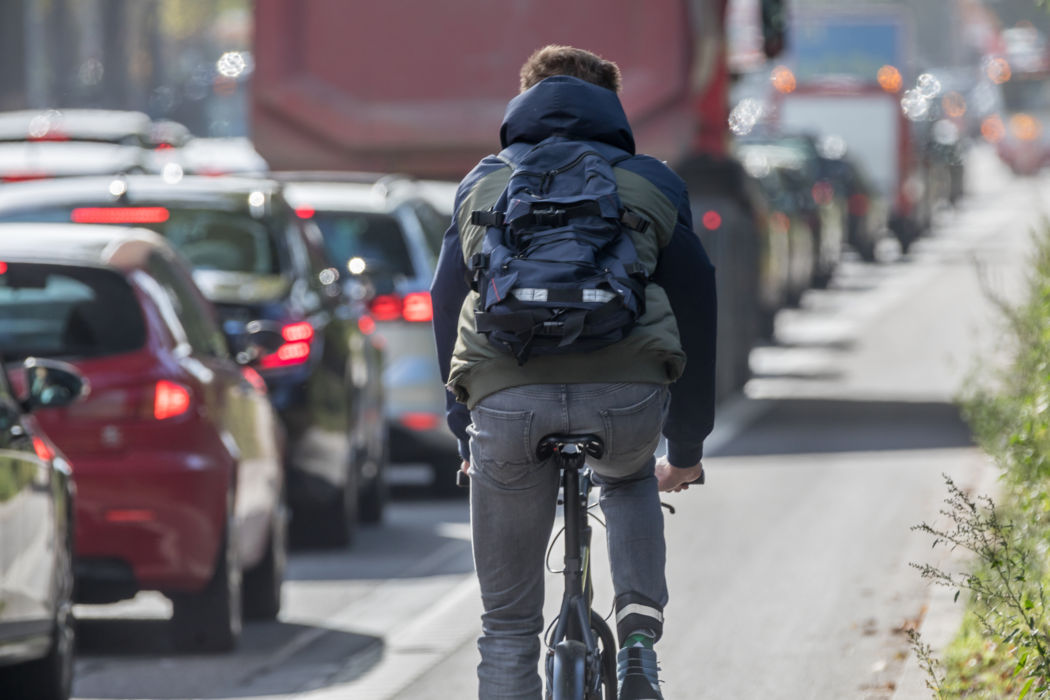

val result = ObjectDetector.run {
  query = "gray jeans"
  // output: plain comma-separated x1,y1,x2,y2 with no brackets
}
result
467,382,669,700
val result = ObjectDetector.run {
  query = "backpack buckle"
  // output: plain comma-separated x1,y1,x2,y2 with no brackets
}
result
530,207,567,228
469,252,490,271
471,210,505,227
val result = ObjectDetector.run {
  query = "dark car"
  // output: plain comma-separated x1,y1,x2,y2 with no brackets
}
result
280,173,460,493
0,176,387,546
0,224,289,651
0,355,84,700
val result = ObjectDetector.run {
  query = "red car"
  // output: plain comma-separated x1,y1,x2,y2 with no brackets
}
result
0,223,287,652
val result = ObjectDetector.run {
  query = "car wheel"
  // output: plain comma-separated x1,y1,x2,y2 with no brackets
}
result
0,542,76,700
171,516,242,652
242,494,288,620
358,430,389,524
314,462,359,548
431,453,467,499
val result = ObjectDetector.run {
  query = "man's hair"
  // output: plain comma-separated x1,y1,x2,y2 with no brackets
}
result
519,45,622,94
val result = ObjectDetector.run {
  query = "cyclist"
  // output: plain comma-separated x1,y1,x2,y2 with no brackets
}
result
431,45,717,700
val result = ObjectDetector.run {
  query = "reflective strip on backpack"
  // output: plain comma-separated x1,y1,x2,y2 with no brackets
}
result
511,288,549,302
582,289,616,303
510,288,617,304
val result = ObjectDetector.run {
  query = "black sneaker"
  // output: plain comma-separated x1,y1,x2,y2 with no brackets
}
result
616,647,663,700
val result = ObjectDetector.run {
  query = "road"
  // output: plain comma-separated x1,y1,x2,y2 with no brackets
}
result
72,145,1040,700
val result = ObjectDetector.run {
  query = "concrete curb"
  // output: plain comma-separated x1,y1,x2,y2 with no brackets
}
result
892,459,1001,699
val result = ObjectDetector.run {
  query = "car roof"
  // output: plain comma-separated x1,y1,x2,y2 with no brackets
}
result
0,222,168,271
0,174,285,211
278,172,454,214
0,109,153,142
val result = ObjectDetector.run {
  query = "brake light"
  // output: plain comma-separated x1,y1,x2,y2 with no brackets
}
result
402,292,433,322
72,207,171,224
154,380,192,420
368,292,433,323
2,173,48,183
0,261,6,274
702,210,722,231
260,322,315,369
32,437,55,461
295,206,315,219
399,412,440,431
369,294,402,322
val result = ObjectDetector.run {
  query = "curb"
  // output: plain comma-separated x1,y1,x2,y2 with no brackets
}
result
892,459,1001,699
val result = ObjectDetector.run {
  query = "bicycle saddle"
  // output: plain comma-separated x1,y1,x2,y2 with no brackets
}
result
536,434,605,465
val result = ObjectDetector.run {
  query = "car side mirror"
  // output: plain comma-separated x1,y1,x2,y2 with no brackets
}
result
234,320,286,365
22,357,89,411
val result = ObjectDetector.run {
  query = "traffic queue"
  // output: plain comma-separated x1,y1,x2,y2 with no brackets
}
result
0,97,963,699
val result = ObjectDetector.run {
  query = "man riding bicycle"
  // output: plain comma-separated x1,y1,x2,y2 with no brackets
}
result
432,45,717,700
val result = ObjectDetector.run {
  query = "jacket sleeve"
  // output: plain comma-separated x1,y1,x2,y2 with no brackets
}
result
651,191,717,468
430,212,473,462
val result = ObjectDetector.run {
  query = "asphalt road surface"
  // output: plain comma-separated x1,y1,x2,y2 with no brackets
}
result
72,146,1039,700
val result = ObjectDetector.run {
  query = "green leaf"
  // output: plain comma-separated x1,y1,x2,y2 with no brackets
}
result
1019,677,1034,699
1014,651,1029,677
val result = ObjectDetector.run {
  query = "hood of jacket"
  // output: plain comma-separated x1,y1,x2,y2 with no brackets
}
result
499,75,636,154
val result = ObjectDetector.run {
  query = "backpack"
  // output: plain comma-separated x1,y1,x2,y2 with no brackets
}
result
468,136,651,365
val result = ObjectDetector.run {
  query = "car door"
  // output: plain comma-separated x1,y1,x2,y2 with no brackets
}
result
142,251,282,567
0,365,55,646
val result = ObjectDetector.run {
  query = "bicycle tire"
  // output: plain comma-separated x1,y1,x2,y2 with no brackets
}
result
551,640,588,700
591,615,618,699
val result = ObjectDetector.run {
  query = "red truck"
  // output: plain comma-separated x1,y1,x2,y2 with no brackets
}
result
252,0,786,402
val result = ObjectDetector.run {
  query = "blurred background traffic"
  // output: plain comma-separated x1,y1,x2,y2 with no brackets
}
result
0,0,1048,697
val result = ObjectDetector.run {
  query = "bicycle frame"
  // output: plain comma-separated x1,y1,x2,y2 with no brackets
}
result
543,438,617,700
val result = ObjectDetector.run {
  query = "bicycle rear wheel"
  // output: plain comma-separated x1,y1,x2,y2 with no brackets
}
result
593,616,618,700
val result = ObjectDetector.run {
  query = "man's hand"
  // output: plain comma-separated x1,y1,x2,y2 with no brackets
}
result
655,456,704,493
461,460,470,474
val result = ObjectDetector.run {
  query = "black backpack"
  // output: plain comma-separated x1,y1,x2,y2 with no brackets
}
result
468,136,651,365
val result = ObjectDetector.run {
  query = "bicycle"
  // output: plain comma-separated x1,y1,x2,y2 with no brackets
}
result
537,433,618,700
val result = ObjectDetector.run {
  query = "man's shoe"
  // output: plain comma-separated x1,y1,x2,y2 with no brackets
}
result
616,646,663,700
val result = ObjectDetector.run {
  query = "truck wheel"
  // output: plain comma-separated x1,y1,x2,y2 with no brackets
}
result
171,519,242,652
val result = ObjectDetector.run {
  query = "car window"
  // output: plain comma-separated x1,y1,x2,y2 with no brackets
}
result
412,200,449,255
145,252,228,357
160,209,282,275
299,221,338,293
310,211,415,281
0,205,288,276
0,262,146,360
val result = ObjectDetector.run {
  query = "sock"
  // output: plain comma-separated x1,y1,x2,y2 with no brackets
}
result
622,631,655,649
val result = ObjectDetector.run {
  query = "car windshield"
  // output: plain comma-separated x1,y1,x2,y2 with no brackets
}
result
0,206,284,275
310,211,416,280
0,262,146,360
159,209,282,275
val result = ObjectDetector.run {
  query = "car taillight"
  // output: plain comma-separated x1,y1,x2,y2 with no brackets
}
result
153,380,192,420
260,322,315,369
369,294,402,322
71,207,171,224
32,436,55,461
368,292,433,323
399,412,440,431
701,210,722,231
2,173,48,183
402,292,433,322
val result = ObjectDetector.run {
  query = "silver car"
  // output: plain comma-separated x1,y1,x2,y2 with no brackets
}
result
280,173,462,493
